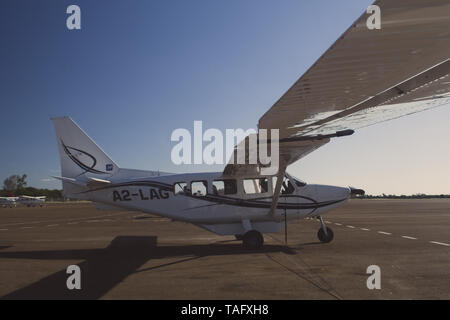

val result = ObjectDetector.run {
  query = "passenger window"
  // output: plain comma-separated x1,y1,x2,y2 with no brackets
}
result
191,181,207,197
212,180,237,195
243,178,269,194
224,180,237,194
212,181,224,195
174,182,187,195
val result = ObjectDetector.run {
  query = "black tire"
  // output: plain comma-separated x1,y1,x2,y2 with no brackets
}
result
317,227,334,243
235,234,243,240
242,230,264,249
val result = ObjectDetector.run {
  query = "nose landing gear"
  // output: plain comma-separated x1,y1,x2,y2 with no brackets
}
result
317,216,334,243
242,230,264,249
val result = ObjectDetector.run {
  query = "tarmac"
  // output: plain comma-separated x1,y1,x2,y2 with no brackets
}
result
0,199,449,299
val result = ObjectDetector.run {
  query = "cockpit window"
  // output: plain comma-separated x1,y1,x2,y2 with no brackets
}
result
272,176,297,195
281,178,295,194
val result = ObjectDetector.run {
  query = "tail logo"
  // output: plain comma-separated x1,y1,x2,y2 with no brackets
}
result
61,140,108,174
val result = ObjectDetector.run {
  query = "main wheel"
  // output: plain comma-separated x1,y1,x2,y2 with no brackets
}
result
242,230,264,249
317,227,334,243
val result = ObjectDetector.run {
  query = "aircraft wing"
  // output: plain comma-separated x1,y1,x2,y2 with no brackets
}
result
224,0,450,176
18,195,45,199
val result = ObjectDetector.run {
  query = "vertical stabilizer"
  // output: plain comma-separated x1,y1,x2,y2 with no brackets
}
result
52,117,119,197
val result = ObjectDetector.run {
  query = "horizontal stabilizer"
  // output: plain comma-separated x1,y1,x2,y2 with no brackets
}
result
53,176,111,188
86,177,111,187
52,176,85,186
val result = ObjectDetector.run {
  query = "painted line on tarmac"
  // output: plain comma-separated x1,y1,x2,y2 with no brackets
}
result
429,241,450,247
317,220,447,249
46,224,59,227
133,218,168,222
0,228,8,231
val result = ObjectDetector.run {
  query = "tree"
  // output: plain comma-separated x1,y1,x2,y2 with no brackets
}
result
3,174,27,191
17,174,27,190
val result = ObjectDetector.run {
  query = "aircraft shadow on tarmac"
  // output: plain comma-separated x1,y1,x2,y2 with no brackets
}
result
0,236,295,299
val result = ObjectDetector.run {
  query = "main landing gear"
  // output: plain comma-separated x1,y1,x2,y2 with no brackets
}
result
317,216,334,243
238,230,264,249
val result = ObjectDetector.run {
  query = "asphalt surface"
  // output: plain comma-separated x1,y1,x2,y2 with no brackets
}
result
0,199,449,299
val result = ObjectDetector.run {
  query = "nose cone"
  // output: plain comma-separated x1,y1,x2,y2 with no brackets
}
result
337,186,352,199
302,184,351,202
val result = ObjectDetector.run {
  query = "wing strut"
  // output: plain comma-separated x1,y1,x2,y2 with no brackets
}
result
268,163,287,219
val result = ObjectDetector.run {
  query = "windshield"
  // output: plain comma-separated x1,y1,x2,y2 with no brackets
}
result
288,175,307,187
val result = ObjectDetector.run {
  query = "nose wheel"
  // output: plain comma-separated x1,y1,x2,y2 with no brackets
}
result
242,230,264,249
317,216,334,243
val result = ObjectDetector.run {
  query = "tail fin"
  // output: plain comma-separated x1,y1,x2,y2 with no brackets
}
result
52,117,119,197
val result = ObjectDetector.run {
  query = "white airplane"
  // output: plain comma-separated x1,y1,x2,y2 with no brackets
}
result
17,196,46,207
51,1,449,249
0,197,18,208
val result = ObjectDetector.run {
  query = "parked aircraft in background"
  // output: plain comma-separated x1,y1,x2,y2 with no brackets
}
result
17,196,46,207
0,197,18,208
0,196,46,208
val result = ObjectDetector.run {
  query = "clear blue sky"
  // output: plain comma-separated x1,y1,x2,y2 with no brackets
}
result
1,0,449,195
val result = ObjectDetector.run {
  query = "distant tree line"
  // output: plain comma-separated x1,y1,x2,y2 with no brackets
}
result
356,193,450,199
2,174,63,201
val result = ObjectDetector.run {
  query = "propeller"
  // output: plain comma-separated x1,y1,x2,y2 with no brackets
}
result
349,186,365,198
